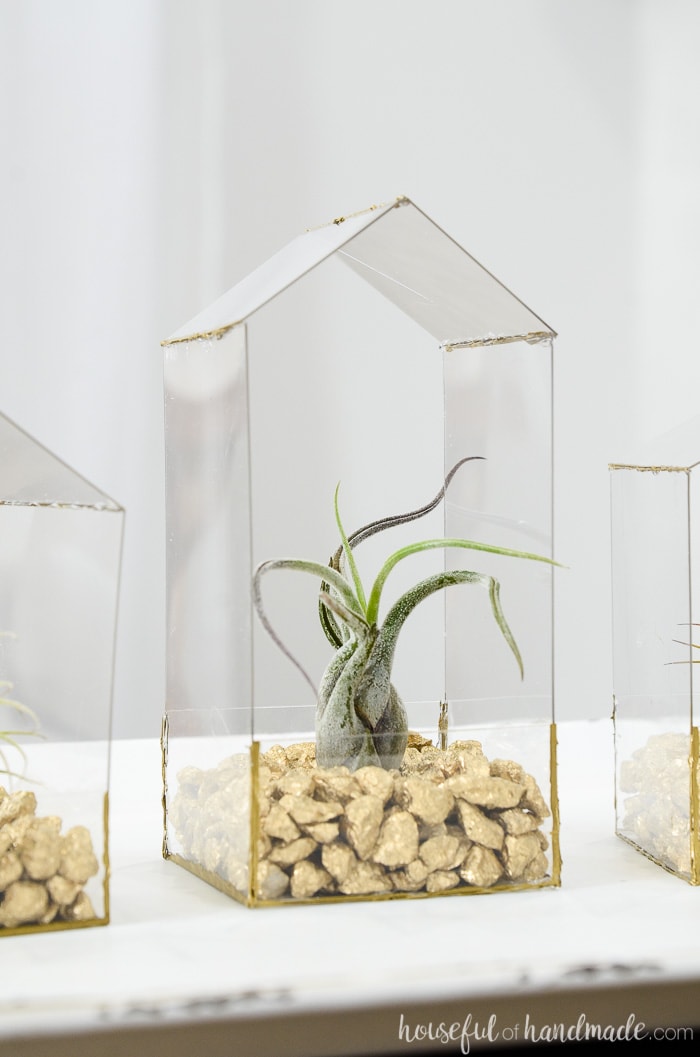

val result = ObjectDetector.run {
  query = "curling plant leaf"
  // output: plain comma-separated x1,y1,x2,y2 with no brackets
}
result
253,459,561,772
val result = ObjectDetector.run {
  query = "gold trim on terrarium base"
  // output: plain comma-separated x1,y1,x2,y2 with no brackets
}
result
165,852,250,907
162,724,560,907
161,712,170,861
0,792,110,937
163,851,560,909
548,723,562,887
690,726,700,884
616,833,700,887
614,725,700,886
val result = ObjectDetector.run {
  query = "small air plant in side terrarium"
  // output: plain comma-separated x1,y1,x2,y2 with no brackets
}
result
243,459,561,902
0,679,42,783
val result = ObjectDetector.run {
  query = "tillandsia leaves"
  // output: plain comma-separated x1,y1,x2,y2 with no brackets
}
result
0,682,43,782
253,458,559,772
666,625,700,665
0,634,43,781
319,456,484,649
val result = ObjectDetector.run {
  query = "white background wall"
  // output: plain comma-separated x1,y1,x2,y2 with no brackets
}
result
1,0,699,736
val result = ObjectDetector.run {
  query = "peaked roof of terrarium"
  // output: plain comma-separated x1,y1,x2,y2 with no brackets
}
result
163,196,555,349
0,411,122,510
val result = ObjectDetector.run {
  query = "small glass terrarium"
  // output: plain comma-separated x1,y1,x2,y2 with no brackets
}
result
162,196,560,905
0,411,123,934
611,430,700,883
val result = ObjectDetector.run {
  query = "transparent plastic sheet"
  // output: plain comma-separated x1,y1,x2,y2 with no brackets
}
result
162,709,252,903
163,326,252,722
164,198,552,349
162,709,557,907
443,338,554,728
162,198,558,905
610,462,699,882
0,411,123,934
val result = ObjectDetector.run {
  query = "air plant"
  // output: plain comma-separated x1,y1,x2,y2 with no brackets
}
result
667,626,700,665
0,682,42,782
0,631,43,782
253,458,559,773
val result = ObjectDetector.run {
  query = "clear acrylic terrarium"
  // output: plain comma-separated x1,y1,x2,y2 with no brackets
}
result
0,412,123,934
162,196,560,905
611,431,700,883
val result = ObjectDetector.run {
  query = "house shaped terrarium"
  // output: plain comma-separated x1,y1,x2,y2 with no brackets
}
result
162,196,560,905
611,420,700,883
0,411,123,934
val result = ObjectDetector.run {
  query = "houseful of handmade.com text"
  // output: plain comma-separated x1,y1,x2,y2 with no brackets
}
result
398,1011,694,1050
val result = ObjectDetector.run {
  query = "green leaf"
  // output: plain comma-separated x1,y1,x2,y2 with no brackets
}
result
366,537,560,626
487,576,523,678
316,630,380,769
334,484,367,615
0,695,41,730
319,591,367,638
0,733,28,782
252,557,367,694
319,459,485,651
369,568,523,684
317,636,359,722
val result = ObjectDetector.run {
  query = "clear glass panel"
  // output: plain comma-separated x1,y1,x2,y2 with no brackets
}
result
163,205,558,904
164,326,252,722
162,708,251,902
690,463,700,731
0,413,123,934
339,201,552,345
165,199,554,350
163,327,253,897
245,261,445,736
610,465,694,881
0,412,120,509
163,204,397,345
443,337,554,727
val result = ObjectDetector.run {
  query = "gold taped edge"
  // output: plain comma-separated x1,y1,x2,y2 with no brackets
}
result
1,791,111,937
690,726,700,885
616,831,700,886
0,914,109,939
103,789,110,925
163,851,557,907
614,724,700,886
161,322,240,349
166,853,249,906
160,712,169,860
305,196,405,232
549,722,562,886
249,741,261,907
164,731,561,906
608,463,690,474
443,330,555,351
161,200,552,350
161,198,407,347
249,725,561,904
253,876,559,909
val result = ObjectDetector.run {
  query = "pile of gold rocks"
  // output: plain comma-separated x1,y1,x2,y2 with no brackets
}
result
619,731,697,878
0,788,99,929
170,734,551,902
